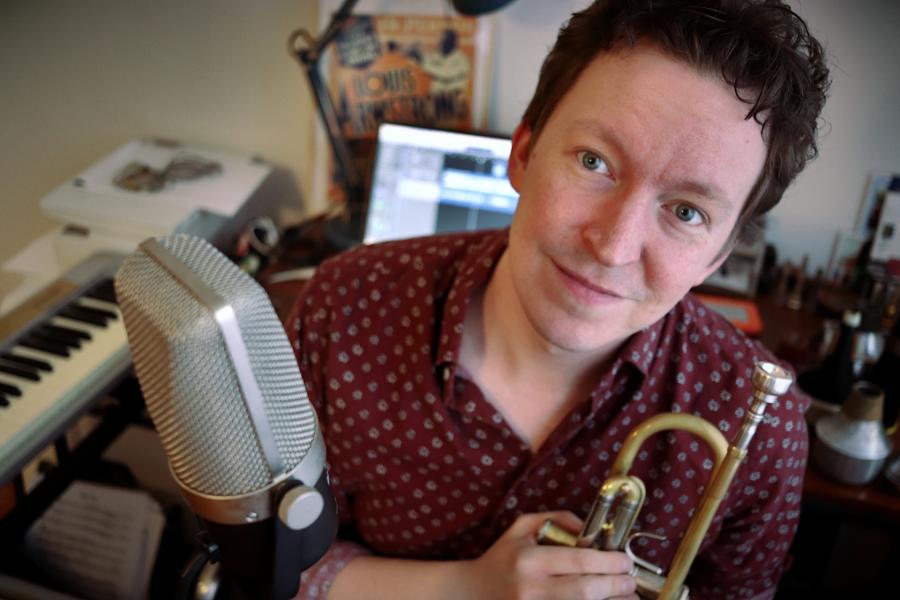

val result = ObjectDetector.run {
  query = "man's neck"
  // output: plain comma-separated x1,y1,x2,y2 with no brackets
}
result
459,252,621,451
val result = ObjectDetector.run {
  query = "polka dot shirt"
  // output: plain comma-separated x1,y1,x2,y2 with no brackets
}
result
287,229,810,600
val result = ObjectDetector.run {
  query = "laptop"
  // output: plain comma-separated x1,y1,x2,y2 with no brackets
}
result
362,123,519,244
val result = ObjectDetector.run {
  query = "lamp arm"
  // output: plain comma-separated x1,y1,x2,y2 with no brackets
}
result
289,0,364,223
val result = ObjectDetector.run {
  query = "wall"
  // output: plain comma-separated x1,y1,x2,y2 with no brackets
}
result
768,0,900,270
3,0,900,273
0,0,319,265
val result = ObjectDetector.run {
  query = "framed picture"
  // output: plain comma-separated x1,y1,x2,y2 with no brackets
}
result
854,171,900,239
698,237,766,298
871,191,900,264
826,229,868,282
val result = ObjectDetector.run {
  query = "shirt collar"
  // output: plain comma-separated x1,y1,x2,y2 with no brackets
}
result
436,229,508,370
616,317,664,377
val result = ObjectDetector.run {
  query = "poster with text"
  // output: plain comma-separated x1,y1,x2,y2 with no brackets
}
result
320,13,492,207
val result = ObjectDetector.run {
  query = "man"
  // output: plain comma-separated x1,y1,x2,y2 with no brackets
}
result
288,1,829,598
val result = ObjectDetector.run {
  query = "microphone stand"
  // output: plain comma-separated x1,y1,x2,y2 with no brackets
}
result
177,531,221,600
175,473,337,600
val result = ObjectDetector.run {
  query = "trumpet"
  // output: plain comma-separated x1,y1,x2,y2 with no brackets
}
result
537,361,793,600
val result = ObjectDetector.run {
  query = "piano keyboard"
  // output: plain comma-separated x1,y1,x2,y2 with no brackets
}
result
0,252,131,484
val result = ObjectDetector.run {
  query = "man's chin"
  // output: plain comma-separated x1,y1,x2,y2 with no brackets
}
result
532,318,630,356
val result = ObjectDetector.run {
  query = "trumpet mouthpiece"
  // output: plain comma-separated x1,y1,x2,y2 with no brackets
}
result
752,361,793,398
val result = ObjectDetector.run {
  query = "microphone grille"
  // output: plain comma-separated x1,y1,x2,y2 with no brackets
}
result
115,235,316,496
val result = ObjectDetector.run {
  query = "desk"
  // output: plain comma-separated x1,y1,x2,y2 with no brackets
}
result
757,292,899,509
754,292,899,597
755,294,899,513
803,460,900,521
264,276,310,324
756,294,828,373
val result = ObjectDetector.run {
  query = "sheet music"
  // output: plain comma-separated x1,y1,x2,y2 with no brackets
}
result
24,480,165,600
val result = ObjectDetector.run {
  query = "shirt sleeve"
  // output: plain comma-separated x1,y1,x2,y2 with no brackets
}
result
286,272,372,599
687,384,810,599
291,541,371,599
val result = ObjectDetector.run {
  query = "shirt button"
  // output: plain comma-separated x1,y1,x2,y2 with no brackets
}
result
505,496,518,510
443,367,450,382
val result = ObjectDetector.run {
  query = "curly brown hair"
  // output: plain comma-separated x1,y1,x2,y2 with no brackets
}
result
520,0,831,243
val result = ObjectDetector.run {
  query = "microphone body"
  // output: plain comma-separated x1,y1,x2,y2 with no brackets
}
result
115,234,336,599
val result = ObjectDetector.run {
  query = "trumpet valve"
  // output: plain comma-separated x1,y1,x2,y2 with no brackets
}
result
535,519,579,547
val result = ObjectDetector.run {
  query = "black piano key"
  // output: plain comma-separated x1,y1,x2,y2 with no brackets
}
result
79,300,117,320
0,393,8,408
84,278,117,304
0,381,22,397
41,323,91,342
0,358,43,380
33,327,82,349
58,305,114,327
19,335,70,358
1,353,53,372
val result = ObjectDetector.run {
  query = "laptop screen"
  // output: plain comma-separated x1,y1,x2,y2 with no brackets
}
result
362,123,519,244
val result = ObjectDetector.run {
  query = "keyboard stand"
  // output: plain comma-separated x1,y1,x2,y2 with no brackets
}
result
0,378,145,570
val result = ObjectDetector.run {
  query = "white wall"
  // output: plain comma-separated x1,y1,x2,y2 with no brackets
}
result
3,0,899,273
769,0,900,270
0,0,319,265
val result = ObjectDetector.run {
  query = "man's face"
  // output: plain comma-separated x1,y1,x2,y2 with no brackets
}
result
505,42,766,354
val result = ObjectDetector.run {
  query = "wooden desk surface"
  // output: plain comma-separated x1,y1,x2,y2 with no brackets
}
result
753,293,900,522
803,458,900,522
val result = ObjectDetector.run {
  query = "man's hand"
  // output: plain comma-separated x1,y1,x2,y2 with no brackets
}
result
459,511,638,600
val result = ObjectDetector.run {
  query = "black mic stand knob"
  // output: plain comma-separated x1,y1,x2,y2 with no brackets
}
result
178,531,222,600
194,560,222,600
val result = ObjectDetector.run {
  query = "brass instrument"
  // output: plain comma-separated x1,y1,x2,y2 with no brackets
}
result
537,361,793,600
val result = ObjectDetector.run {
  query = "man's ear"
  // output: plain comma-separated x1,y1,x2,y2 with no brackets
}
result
508,123,533,193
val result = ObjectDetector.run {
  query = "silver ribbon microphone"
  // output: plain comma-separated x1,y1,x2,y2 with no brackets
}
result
115,234,335,599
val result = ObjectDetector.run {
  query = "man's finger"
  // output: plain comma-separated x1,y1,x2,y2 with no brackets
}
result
550,573,638,599
530,546,634,576
508,510,583,538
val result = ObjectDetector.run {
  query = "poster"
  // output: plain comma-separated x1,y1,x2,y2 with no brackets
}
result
319,14,492,206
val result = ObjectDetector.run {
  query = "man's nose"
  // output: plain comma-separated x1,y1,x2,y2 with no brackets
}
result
581,190,648,267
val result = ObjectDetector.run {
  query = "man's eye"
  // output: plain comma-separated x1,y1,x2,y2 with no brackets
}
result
577,151,609,174
673,204,704,225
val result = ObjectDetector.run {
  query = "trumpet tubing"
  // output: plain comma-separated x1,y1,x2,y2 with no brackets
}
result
537,362,793,600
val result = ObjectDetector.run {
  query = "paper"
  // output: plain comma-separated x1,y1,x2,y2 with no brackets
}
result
39,138,272,241
24,480,165,600
77,138,270,218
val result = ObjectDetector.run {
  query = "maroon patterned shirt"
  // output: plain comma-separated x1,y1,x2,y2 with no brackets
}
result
287,229,809,600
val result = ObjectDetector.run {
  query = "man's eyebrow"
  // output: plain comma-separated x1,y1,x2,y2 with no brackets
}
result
669,179,729,205
568,119,623,153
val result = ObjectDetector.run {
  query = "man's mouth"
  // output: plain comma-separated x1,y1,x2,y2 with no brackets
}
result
553,261,626,303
